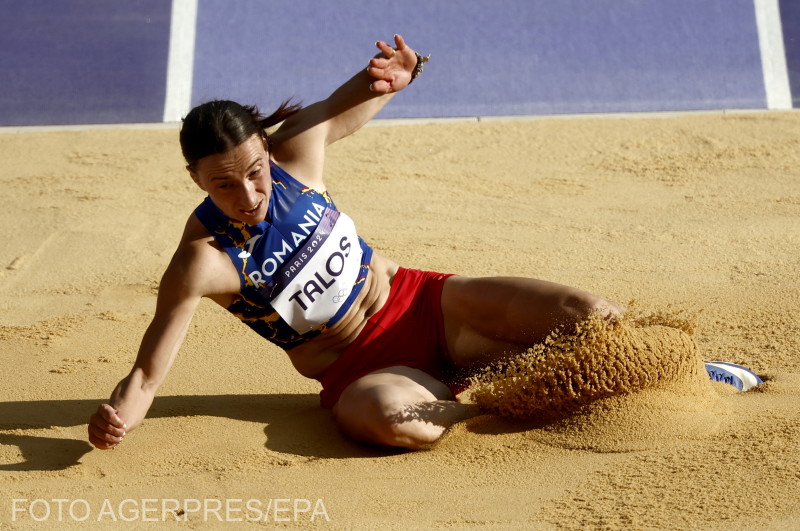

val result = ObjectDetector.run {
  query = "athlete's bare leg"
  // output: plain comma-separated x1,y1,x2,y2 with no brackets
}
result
332,366,480,449
440,276,623,369
332,276,622,450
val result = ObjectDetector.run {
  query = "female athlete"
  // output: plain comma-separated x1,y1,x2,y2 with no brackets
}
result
88,35,623,450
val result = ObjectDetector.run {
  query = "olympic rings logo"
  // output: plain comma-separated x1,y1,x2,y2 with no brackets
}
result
331,289,348,304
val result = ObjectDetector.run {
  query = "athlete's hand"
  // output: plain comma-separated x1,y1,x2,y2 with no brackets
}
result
88,404,127,450
367,34,418,93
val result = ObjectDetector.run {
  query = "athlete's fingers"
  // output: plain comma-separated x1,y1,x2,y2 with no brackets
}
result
97,403,126,430
90,410,126,438
369,56,390,68
393,34,407,51
88,422,124,445
89,415,125,439
88,433,114,450
366,65,385,84
375,40,395,59
367,59,387,80
88,431,118,450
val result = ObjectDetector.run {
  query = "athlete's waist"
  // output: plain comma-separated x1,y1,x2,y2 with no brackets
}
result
286,252,399,379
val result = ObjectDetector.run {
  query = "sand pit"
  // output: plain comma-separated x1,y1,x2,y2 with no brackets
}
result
2,112,800,528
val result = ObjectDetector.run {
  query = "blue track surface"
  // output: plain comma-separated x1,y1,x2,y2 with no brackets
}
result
0,0,797,126
780,0,800,107
0,1,170,126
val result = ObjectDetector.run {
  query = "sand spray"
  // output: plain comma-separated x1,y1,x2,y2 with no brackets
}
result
469,311,707,420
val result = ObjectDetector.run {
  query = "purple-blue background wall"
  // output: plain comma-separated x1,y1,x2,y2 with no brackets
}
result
1,0,798,126
0,1,171,125
780,0,800,107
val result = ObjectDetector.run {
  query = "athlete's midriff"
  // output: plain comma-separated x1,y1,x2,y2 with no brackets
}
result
285,252,399,379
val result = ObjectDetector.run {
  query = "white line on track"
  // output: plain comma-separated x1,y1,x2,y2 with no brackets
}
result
754,0,792,110
163,0,199,122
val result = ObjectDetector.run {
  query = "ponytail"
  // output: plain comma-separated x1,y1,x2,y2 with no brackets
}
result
245,99,303,131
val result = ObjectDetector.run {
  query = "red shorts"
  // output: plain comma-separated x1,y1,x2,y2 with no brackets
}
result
317,267,457,409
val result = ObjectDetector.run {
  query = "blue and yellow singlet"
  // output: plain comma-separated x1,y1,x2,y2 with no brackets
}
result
193,162,373,350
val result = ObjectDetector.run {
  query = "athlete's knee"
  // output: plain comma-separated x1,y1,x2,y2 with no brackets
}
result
335,385,445,450
563,291,624,323
366,399,446,449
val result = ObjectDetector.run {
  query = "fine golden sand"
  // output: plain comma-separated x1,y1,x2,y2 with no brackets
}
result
1,111,799,529
469,314,704,421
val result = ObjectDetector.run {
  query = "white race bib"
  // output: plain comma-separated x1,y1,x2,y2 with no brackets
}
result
268,209,362,333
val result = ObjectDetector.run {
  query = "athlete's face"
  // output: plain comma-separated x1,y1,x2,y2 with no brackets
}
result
190,134,271,225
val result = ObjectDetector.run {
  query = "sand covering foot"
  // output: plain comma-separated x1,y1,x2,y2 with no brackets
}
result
469,313,706,421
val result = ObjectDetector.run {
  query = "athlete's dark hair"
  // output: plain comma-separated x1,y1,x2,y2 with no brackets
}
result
180,99,302,169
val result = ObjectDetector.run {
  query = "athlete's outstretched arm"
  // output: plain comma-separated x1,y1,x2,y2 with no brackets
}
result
269,34,421,188
87,246,204,450
324,34,419,142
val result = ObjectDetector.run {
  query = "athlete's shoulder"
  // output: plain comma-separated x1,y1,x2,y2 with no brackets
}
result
162,214,238,299
268,139,326,191
181,210,216,245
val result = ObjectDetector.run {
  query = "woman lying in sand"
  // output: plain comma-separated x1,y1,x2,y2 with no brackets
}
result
88,34,624,451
